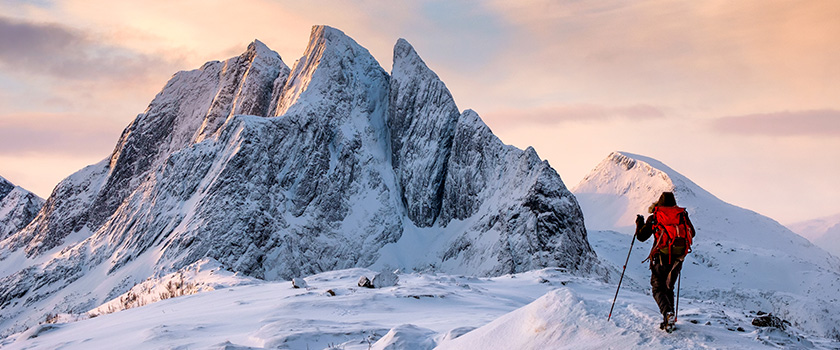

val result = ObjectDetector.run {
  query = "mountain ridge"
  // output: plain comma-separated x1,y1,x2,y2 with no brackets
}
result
0,25,600,337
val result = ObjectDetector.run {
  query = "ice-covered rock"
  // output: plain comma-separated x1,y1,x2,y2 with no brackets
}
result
372,270,398,288
291,278,308,289
0,176,44,241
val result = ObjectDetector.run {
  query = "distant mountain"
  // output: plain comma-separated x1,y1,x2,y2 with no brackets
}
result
0,26,600,337
0,176,44,241
788,214,840,257
573,151,840,339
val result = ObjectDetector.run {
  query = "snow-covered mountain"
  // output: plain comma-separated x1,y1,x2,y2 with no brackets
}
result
573,151,840,339
0,26,599,337
0,176,44,241
788,214,840,258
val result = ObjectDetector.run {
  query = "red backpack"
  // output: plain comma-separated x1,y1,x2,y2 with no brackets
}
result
650,206,693,263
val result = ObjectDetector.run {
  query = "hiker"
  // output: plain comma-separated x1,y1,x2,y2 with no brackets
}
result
635,192,695,331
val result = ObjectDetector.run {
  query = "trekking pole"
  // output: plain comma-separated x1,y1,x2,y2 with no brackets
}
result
608,232,637,321
675,272,681,323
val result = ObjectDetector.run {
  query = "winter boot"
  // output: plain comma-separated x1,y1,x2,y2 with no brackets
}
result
663,312,676,332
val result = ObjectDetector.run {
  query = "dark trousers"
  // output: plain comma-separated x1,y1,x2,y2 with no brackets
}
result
650,254,683,316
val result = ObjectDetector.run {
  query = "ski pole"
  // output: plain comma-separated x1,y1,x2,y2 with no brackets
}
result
608,232,637,321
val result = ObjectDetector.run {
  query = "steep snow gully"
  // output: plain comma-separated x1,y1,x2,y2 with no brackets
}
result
1,26,838,349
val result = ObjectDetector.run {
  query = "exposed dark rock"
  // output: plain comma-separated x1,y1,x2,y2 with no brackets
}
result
752,314,789,330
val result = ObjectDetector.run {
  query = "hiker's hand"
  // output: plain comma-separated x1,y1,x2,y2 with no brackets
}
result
635,215,644,227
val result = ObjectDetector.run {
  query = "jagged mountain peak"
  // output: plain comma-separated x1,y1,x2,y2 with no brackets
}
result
0,175,13,199
392,38,426,72
272,25,385,118
228,39,279,66
0,175,44,241
247,38,272,55
394,38,413,54
0,25,598,337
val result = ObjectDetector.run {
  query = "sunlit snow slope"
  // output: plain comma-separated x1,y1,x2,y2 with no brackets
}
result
573,151,840,339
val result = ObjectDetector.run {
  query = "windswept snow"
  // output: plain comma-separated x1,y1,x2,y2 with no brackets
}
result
2,267,836,349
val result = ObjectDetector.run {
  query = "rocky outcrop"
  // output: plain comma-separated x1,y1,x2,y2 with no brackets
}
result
0,176,44,241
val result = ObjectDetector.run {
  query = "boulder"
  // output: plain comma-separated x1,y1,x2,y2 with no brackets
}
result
752,314,788,330
358,276,373,288
372,270,399,288
291,278,308,289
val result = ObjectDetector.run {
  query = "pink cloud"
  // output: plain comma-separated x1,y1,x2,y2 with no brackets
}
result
0,113,124,156
483,103,666,127
0,15,180,82
712,110,840,137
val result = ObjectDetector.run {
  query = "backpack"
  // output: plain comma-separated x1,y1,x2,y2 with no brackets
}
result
650,206,693,263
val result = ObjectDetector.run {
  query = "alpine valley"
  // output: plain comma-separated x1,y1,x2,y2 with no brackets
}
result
1,26,838,349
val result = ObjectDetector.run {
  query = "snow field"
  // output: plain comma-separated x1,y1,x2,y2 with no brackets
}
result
4,263,837,349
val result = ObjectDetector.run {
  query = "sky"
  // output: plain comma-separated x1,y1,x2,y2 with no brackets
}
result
0,0,838,224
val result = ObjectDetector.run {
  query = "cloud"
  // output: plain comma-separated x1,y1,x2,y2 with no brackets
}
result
712,110,840,137
0,113,124,157
483,103,666,127
0,15,178,81
479,0,840,115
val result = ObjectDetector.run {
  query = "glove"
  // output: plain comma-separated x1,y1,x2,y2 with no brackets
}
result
635,214,644,227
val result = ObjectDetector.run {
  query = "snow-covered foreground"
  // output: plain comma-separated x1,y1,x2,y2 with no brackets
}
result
3,262,836,349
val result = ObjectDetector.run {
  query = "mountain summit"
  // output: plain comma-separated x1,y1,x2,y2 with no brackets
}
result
0,26,600,336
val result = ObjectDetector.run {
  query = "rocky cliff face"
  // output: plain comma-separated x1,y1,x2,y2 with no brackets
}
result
0,26,598,337
389,38,460,228
0,177,44,241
